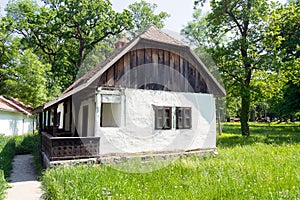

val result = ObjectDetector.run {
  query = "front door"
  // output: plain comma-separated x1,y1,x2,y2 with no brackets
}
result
82,105,88,137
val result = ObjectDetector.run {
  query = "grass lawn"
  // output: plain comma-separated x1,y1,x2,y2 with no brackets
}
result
41,123,300,200
0,133,41,200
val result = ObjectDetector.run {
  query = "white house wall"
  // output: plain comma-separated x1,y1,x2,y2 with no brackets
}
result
95,88,216,155
0,111,34,136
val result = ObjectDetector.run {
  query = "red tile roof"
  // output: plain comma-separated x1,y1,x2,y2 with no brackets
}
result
0,96,32,115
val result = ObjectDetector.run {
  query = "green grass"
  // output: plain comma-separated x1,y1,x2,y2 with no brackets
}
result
41,123,300,200
0,133,41,200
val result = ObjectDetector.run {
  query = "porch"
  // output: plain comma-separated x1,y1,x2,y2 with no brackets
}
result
41,132,100,161
36,96,101,163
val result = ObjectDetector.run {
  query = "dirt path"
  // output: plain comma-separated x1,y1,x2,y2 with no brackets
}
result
5,154,42,200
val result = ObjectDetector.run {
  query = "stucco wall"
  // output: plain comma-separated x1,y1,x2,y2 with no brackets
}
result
94,88,216,155
0,111,34,136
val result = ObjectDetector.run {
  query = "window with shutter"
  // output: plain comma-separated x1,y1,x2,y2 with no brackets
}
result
176,107,192,129
155,106,172,130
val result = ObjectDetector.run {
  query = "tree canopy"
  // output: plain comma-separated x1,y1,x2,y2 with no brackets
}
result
183,0,300,134
0,0,170,108
127,0,170,38
6,0,133,90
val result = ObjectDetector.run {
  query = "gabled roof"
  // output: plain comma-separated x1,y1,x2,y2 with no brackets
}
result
0,96,32,115
43,26,226,109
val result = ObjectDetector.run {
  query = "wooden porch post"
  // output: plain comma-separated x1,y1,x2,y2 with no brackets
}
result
43,111,47,131
47,109,51,131
63,101,67,131
69,99,73,135
39,112,43,132
53,105,58,136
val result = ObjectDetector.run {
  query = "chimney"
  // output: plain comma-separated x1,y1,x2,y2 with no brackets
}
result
114,37,129,49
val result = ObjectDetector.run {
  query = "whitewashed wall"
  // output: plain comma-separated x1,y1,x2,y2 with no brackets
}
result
0,111,34,136
94,88,216,155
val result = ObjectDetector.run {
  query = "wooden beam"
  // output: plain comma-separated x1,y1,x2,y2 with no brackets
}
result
145,48,152,89
152,49,158,90
124,53,130,87
69,99,72,135
43,111,46,130
63,101,67,131
53,105,58,136
130,50,137,88
137,48,145,88
39,112,43,132
47,109,51,129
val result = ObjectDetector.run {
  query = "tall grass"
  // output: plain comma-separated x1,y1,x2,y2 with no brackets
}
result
42,123,300,200
0,136,14,199
0,133,41,200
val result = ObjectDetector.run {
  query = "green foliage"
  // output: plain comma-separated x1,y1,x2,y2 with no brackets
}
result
3,50,50,107
41,124,300,199
0,136,15,196
182,0,296,134
6,0,133,90
0,170,7,200
0,17,19,94
127,0,170,38
0,133,42,200
181,9,211,47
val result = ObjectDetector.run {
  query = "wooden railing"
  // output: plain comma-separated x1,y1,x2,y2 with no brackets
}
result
41,132,100,161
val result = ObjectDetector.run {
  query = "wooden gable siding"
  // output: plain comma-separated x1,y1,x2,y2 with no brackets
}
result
98,48,208,93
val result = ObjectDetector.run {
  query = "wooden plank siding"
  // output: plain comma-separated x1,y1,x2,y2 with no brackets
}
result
98,48,208,94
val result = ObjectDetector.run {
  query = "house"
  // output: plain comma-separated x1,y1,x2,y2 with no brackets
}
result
35,26,226,164
0,96,34,136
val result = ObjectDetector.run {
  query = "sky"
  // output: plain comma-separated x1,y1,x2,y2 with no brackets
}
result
0,0,203,34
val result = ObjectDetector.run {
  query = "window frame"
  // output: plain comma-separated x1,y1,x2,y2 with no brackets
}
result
154,106,172,130
176,107,192,129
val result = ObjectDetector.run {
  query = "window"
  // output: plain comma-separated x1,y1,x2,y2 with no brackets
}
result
176,107,192,129
155,106,172,130
101,103,121,127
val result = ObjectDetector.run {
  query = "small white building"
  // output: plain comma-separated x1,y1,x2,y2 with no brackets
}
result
36,26,226,162
0,96,34,136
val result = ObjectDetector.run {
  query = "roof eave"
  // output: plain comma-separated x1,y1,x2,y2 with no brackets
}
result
43,38,141,110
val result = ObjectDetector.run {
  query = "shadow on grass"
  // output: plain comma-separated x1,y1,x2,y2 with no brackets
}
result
0,133,42,180
218,123,300,148
0,139,16,179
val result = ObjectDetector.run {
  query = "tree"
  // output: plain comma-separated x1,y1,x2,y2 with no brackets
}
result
265,1,300,119
6,0,133,90
77,0,171,77
127,0,170,38
4,49,50,107
0,17,19,93
184,0,275,135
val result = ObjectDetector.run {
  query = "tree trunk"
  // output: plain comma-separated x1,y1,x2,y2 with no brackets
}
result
240,91,250,136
